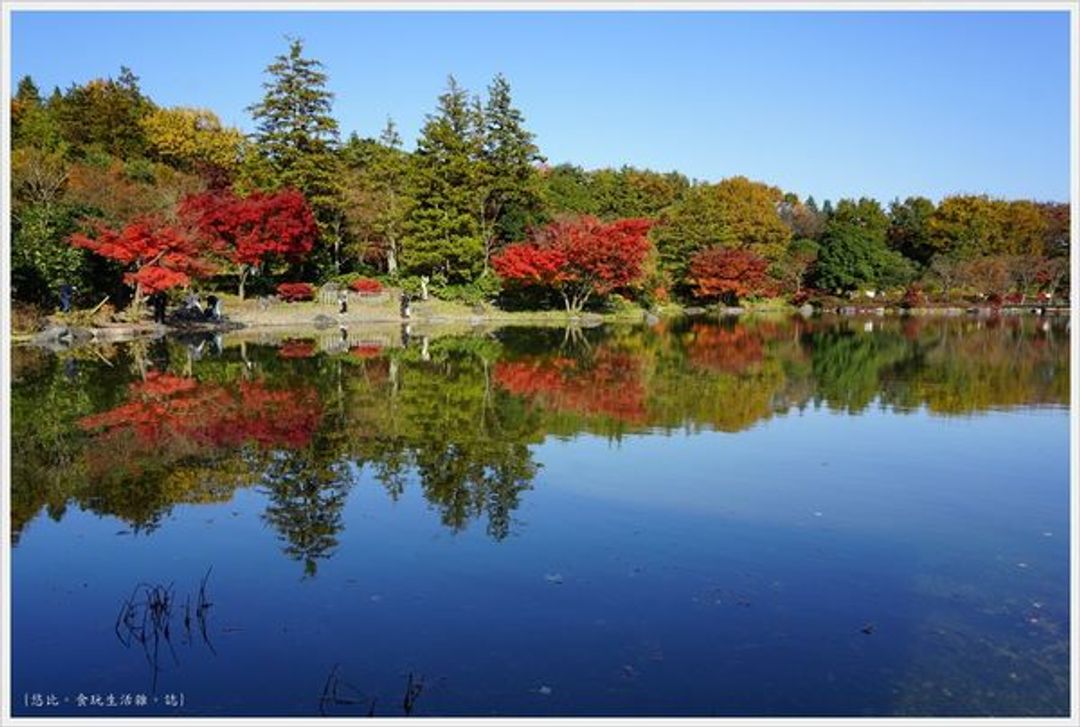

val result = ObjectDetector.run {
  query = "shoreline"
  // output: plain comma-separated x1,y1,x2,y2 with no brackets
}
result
11,302,1071,350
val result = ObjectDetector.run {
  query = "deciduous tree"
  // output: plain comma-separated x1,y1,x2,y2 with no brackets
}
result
70,218,216,307
814,215,914,293
141,107,245,175
887,196,936,265
492,216,652,312
653,176,791,284
688,247,771,304
181,187,317,298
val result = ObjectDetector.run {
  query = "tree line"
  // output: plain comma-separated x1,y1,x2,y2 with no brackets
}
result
11,39,1071,314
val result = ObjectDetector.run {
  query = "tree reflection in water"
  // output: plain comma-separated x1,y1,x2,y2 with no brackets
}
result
10,315,1070,574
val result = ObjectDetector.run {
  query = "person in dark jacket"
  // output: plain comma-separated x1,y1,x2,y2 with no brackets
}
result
205,295,221,321
150,292,168,324
59,283,75,313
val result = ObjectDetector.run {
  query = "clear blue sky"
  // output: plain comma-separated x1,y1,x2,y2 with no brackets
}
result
10,10,1072,204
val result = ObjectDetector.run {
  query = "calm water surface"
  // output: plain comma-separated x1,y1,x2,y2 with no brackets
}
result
10,315,1072,716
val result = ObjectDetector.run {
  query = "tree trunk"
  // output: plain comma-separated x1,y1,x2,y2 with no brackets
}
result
387,240,398,275
238,265,249,300
132,282,144,317
562,290,587,315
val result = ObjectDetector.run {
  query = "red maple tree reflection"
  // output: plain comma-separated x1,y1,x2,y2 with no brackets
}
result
79,372,322,452
685,323,766,374
494,348,647,423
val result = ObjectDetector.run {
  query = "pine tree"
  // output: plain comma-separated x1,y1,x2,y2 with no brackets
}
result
341,119,410,274
371,118,409,274
12,76,42,146
479,73,545,269
247,38,345,277
401,76,485,283
15,75,41,106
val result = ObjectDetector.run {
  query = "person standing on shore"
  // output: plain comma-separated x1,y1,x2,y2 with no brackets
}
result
150,291,167,324
58,283,75,313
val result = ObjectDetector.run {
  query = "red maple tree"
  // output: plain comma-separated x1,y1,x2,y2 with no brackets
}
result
180,187,317,299
70,217,216,306
688,247,772,304
492,216,653,312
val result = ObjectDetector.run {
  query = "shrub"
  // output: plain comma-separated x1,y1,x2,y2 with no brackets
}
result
10,302,48,335
432,273,502,306
277,282,315,302
349,277,383,295
901,285,927,309
790,289,813,306
605,293,641,315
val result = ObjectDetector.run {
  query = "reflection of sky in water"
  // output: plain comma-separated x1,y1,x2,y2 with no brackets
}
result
10,318,1071,717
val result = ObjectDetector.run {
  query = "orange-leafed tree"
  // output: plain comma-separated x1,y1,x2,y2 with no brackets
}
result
688,246,771,304
492,216,653,312
180,187,317,299
69,217,216,308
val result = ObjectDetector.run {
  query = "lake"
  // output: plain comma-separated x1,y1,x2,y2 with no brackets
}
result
9,314,1071,717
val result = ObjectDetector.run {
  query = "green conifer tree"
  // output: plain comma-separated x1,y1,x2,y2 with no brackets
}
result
247,38,345,277
401,76,485,284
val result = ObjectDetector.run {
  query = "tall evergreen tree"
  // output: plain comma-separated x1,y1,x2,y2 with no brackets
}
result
13,75,41,111
371,119,410,274
478,73,544,269
247,38,345,276
341,118,410,274
402,76,485,283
